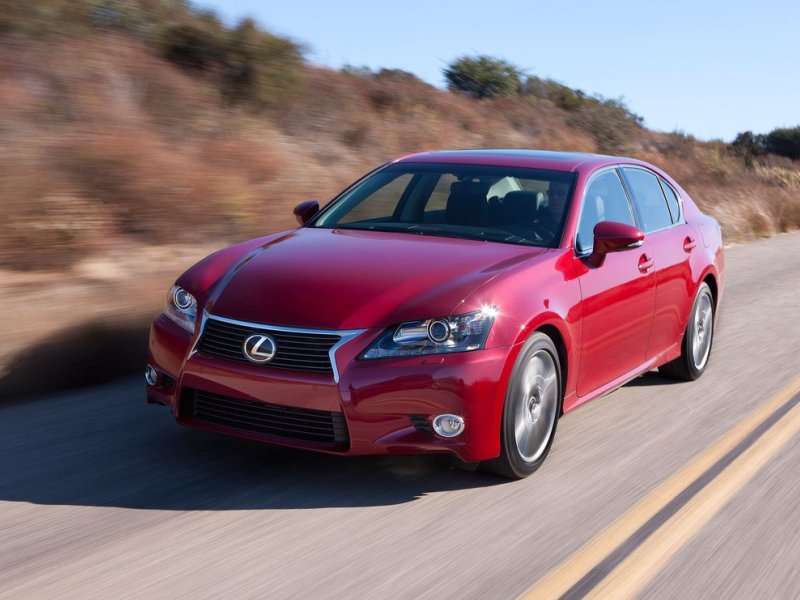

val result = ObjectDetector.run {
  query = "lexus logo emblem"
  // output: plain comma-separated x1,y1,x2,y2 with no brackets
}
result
242,334,277,364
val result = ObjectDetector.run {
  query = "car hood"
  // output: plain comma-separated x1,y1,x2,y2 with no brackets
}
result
205,227,551,330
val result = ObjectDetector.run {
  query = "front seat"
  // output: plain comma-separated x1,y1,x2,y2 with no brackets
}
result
500,191,539,226
446,180,490,226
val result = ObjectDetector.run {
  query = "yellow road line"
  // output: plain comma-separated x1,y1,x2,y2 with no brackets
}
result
520,375,800,599
587,398,800,599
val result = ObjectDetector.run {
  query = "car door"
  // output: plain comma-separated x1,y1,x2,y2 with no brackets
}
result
575,168,656,397
621,168,695,361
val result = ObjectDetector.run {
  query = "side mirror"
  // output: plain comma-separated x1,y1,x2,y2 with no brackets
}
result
293,200,320,226
589,221,644,265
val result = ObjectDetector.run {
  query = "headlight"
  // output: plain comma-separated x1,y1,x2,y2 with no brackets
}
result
165,285,197,333
361,306,497,359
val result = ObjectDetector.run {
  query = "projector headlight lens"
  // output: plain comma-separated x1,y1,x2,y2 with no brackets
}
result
361,306,497,359
165,285,197,333
427,319,451,343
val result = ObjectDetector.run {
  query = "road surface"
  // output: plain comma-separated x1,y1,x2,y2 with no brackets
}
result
2,232,800,599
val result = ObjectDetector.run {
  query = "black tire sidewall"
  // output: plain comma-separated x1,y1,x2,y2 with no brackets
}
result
500,333,562,478
684,283,714,379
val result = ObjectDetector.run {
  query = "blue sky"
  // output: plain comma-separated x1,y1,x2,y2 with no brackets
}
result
200,0,799,141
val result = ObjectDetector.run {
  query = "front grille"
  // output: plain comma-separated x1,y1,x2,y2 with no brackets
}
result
181,388,349,446
197,317,340,374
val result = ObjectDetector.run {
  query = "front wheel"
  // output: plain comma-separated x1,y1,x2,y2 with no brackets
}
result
483,332,562,479
660,282,715,381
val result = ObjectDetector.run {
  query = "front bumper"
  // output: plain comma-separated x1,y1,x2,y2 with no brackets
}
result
147,314,510,462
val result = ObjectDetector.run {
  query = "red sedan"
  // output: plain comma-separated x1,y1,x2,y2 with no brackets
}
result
146,150,724,478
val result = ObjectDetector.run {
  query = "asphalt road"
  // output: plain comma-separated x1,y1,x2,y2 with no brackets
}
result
2,232,800,599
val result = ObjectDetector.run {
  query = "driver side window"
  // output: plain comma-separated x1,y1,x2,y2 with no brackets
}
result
576,170,636,254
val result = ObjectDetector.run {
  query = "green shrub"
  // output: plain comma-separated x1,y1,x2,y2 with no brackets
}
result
731,131,766,166
220,18,304,108
731,128,800,162
0,0,196,38
523,75,642,152
0,0,92,36
161,23,225,70
0,1,306,110
568,98,642,154
340,64,373,78
341,66,421,84
444,55,522,99
764,127,800,160
524,76,586,111
374,68,421,83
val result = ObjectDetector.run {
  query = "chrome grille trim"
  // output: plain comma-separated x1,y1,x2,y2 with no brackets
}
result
196,313,366,383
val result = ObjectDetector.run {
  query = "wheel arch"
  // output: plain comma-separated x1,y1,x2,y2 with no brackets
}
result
536,323,568,412
672,265,719,346
500,313,576,417
702,271,719,308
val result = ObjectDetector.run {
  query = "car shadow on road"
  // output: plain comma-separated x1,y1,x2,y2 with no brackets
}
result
626,371,682,387
0,378,503,511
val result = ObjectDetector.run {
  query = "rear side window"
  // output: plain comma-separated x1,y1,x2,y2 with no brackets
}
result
622,168,673,232
576,170,636,254
659,179,682,223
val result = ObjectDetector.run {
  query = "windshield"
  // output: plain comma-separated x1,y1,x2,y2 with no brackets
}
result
311,163,576,248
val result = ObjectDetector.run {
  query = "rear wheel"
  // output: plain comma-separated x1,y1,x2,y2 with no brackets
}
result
483,333,562,479
660,282,715,381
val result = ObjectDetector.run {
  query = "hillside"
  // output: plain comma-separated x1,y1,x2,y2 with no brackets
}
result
3,2,800,395
2,3,800,273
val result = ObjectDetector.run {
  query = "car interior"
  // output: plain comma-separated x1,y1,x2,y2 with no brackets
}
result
426,177,567,243
321,170,575,246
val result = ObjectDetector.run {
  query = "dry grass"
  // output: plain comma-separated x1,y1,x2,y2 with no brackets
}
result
2,32,800,396
4,34,798,273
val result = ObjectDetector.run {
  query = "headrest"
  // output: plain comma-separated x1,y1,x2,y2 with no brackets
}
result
501,191,540,225
446,180,490,226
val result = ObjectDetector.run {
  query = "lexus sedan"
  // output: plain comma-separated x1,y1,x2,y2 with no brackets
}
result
146,149,724,478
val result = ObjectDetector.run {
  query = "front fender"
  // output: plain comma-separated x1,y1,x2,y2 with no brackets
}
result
459,250,582,417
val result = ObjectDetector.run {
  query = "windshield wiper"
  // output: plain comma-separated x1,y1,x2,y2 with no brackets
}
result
478,230,542,245
334,222,545,246
335,222,415,233
408,224,543,246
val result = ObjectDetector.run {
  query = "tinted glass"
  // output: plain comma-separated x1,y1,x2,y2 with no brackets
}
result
623,168,673,232
422,173,457,215
313,164,576,248
659,179,681,223
576,170,635,254
336,173,413,224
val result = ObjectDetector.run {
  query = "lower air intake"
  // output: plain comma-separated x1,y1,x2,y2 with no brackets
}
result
181,388,349,447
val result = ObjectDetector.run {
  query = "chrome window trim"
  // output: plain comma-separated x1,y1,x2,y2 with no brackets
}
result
619,165,684,233
195,313,367,384
573,165,637,257
658,177,685,224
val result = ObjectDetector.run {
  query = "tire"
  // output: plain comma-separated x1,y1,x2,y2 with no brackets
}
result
660,282,715,381
483,332,562,479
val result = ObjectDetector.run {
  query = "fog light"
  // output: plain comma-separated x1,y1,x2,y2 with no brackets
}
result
432,414,465,438
145,365,158,386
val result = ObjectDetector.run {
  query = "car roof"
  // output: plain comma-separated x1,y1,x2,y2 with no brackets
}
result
393,148,649,173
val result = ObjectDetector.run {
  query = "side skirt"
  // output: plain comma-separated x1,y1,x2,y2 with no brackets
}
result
563,357,659,413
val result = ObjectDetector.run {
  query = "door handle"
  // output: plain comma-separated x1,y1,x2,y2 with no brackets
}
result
638,254,654,273
683,236,697,252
